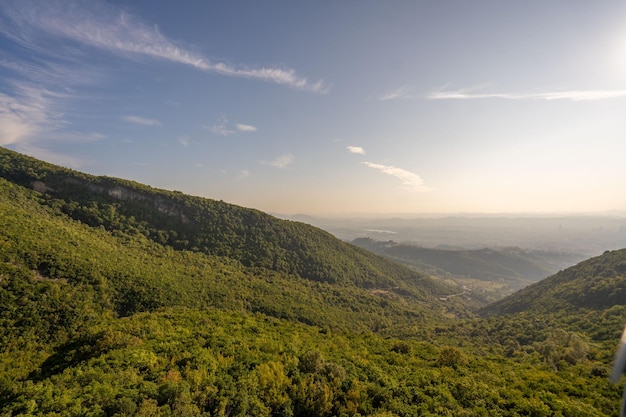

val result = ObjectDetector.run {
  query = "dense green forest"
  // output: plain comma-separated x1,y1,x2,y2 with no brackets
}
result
1,146,626,416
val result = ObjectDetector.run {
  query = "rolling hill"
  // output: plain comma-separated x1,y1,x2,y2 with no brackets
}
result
0,147,450,296
1,146,625,416
0,147,470,337
479,248,626,317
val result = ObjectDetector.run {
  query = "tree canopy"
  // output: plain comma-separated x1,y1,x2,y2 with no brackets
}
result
1,146,625,416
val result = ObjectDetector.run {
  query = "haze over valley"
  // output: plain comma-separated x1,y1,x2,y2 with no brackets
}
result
285,214,626,256
282,214,626,299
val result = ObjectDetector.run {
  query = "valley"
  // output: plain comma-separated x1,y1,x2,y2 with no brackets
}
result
350,237,587,301
286,214,626,258
1,146,625,416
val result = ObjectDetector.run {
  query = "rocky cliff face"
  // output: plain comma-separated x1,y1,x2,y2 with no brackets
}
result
92,184,190,223
32,181,53,193
32,178,190,224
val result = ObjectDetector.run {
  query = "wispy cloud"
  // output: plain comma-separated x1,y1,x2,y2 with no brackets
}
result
347,146,365,155
0,79,104,165
206,115,257,136
363,162,432,192
0,0,328,93
236,124,257,132
0,91,46,146
123,115,162,126
428,87,626,101
0,84,100,166
0,82,69,146
177,136,190,147
267,153,294,168
207,115,235,136
378,86,414,101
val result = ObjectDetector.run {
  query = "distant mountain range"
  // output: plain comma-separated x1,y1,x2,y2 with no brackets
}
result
282,213,626,257
351,237,585,299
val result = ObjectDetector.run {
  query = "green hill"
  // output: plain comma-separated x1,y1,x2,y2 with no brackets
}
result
0,177,460,339
428,249,626,384
1,146,625,416
0,146,449,296
478,248,626,318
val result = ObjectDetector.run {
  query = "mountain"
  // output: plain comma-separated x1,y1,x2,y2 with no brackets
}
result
0,147,452,295
471,249,626,363
0,147,469,334
351,237,585,299
1,146,625,416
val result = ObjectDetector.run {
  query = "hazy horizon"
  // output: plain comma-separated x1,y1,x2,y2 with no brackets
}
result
278,210,626,220
2,1,626,215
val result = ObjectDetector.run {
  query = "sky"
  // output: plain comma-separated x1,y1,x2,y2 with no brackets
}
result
1,0,626,216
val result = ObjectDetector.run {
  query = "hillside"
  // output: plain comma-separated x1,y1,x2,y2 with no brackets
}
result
469,249,626,363
1,177,449,334
479,248,626,317
351,237,585,299
0,146,452,300
1,146,626,416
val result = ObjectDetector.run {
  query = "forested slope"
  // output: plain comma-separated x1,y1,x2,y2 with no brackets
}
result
461,249,626,374
1,146,626,416
479,248,626,317
0,146,448,296
0,176,454,337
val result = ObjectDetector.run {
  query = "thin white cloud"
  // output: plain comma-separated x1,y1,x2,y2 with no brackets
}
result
363,162,432,192
0,0,328,93
378,86,413,101
207,126,235,136
207,116,256,136
177,136,190,147
0,83,66,146
0,57,100,87
347,146,365,155
268,153,294,168
123,115,162,126
0,92,41,146
236,124,257,132
0,80,104,165
237,170,251,180
428,87,626,101
206,115,235,136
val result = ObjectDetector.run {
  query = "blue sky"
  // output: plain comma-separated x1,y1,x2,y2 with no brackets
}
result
1,0,626,215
